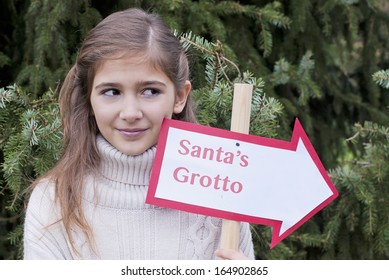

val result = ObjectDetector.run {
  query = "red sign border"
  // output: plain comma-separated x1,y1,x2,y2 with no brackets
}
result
146,118,338,248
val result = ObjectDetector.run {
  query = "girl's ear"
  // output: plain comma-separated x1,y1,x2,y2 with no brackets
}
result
173,80,191,114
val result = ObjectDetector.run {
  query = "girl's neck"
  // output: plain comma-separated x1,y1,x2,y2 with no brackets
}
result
82,134,157,210
96,134,156,185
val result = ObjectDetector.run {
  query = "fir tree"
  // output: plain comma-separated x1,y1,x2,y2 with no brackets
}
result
0,84,62,259
1,0,389,260
326,121,389,259
321,68,389,258
8,1,102,94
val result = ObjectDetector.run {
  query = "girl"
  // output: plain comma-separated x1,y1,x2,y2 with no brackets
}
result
23,8,254,260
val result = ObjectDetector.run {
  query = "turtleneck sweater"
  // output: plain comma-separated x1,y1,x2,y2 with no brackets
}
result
24,135,254,259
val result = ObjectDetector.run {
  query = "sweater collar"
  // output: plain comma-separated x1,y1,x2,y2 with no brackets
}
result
96,134,156,185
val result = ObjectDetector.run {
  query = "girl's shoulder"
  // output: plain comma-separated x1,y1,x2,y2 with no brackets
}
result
26,177,59,220
29,177,56,201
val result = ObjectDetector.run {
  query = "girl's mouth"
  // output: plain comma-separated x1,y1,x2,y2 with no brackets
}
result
118,128,147,138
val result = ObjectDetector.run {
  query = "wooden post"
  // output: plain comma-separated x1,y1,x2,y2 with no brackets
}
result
220,83,253,251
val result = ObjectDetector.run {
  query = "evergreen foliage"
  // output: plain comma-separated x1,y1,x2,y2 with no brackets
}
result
326,121,389,259
179,31,283,136
0,84,62,259
373,69,389,89
267,0,389,166
1,0,389,260
2,0,102,94
322,68,389,258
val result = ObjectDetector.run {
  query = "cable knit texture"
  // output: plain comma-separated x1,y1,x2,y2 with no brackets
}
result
24,135,255,259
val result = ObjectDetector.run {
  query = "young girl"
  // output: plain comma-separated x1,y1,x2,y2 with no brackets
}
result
23,8,254,260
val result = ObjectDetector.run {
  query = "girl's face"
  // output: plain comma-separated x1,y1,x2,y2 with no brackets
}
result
90,53,190,156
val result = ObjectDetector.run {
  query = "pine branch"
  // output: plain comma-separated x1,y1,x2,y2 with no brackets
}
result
215,1,291,29
179,31,241,80
179,32,283,139
258,23,273,57
271,51,322,105
0,51,11,67
0,84,62,212
372,69,389,89
327,119,389,257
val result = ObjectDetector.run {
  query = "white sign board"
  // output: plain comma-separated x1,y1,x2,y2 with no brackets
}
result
146,118,338,248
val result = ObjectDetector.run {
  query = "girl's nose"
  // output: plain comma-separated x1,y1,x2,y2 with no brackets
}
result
119,95,143,121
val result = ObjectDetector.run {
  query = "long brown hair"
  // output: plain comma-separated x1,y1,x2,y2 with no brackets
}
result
30,8,196,255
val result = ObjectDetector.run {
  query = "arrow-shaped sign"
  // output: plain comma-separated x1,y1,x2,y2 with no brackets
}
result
146,118,338,248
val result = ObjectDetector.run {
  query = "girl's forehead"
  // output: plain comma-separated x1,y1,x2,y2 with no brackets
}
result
95,51,165,73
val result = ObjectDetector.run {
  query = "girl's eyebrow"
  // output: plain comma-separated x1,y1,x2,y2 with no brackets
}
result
136,80,167,88
94,82,121,90
94,80,167,90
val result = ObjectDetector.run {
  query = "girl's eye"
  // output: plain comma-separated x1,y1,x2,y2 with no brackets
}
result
102,89,120,96
142,88,161,96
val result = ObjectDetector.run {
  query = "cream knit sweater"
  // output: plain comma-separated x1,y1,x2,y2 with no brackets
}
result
23,135,255,259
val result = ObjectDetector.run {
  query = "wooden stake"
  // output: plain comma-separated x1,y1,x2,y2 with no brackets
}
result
220,83,253,251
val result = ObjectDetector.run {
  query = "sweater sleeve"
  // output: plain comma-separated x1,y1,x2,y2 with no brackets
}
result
23,181,73,260
239,222,255,260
